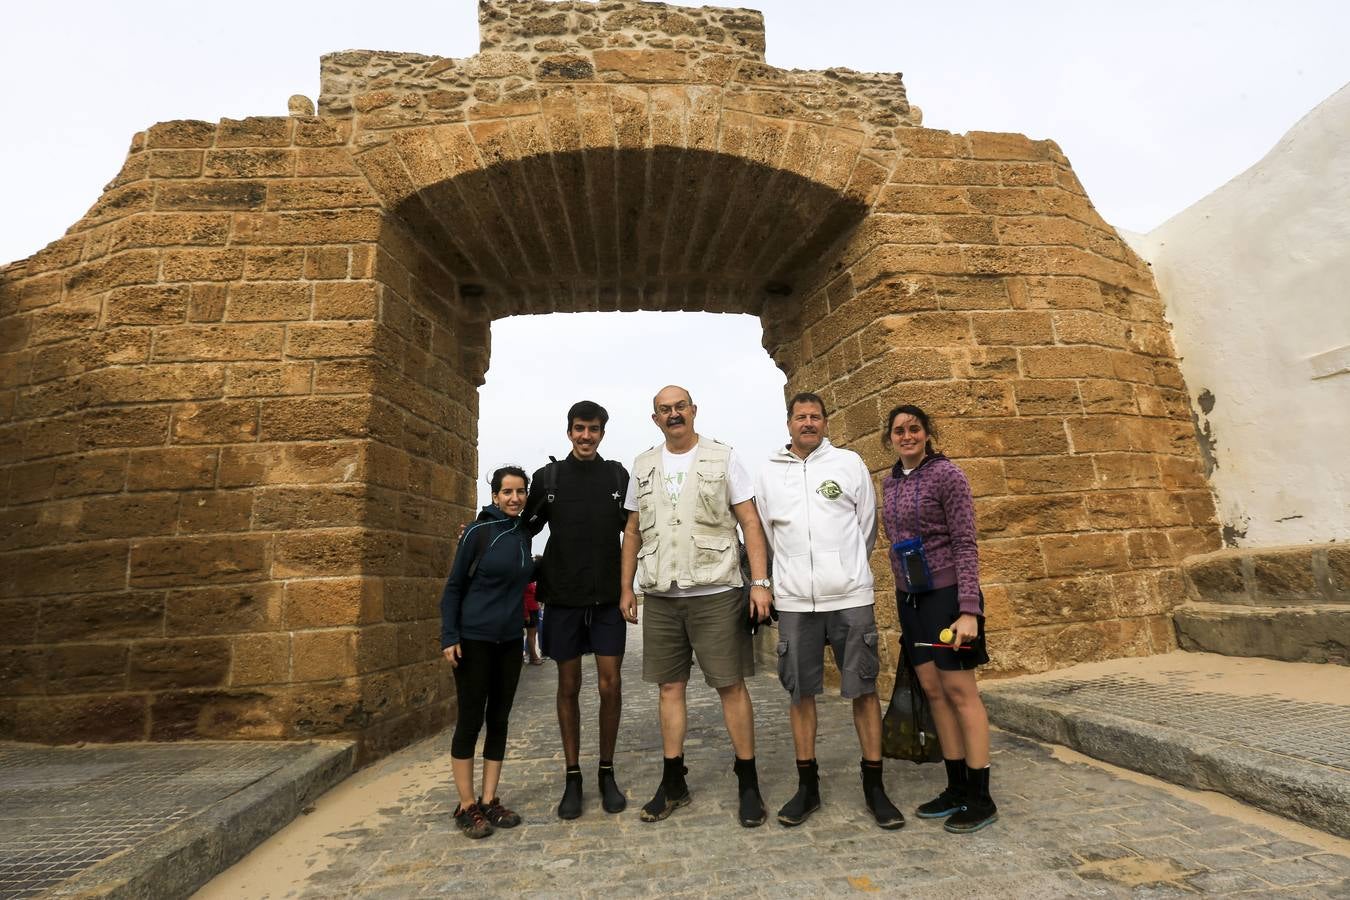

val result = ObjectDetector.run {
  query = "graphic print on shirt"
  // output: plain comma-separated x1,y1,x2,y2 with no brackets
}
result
663,470,686,504
816,479,843,500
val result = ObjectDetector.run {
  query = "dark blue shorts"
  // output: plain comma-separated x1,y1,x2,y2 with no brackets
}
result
540,604,627,662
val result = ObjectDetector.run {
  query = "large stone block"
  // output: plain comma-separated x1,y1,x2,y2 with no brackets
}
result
129,536,270,587
149,687,288,740
129,638,232,689
165,583,283,636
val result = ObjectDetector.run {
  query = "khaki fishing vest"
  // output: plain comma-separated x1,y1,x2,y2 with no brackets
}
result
632,436,743,595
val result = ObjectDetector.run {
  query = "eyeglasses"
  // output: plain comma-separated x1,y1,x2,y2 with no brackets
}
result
656,401,691,415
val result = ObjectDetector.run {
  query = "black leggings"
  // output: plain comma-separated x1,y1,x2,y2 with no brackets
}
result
451,638,524,761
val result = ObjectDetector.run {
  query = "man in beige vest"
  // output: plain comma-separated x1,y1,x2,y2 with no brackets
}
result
619,385,773,827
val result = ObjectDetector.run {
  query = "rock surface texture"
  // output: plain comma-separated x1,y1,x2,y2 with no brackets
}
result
0,1,1218,757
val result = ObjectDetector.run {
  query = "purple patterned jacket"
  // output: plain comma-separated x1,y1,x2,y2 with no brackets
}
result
881,453,983,616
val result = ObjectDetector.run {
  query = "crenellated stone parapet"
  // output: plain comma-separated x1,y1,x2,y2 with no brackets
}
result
318,0,917,146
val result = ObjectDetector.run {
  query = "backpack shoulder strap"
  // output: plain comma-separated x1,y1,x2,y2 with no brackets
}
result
539,458,560,503
465,522,494,580
607,460,626,496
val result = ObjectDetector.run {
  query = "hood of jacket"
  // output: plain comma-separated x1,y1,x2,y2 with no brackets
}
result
888,451,948,481
767,437,839,469
476,503,513,523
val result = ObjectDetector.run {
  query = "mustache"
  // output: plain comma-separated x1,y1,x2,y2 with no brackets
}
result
665,416,686,426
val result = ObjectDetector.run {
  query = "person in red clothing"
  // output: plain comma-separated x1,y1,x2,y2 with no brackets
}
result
880,404,997,834
523,568,542,665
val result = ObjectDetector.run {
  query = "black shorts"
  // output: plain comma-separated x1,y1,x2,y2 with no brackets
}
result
540,604,627,662
897,584,989,671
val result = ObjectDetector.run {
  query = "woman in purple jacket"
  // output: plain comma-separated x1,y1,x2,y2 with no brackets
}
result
881,404,997,834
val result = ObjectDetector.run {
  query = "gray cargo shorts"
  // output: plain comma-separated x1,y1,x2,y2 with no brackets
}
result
775,604,879,704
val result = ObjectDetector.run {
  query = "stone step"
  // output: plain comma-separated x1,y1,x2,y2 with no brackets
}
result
1182,544,1350,608
1174,601,1350,665
982,652,1350,839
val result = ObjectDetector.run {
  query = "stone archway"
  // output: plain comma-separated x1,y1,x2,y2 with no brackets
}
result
0,1,1219,761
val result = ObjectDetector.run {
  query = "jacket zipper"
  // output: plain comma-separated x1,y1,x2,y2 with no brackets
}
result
802,456,816,612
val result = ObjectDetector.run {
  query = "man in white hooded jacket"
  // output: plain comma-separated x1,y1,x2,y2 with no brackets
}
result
754,392,904,829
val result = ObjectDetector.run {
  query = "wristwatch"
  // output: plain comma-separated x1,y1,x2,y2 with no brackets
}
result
750,578,772,589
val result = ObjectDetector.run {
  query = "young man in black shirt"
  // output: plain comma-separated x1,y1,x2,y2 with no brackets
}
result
522,400,631,819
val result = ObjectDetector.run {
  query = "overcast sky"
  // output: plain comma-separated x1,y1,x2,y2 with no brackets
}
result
3,1,1347,509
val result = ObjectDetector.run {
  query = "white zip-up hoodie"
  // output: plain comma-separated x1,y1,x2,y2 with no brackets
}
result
754,438,877,613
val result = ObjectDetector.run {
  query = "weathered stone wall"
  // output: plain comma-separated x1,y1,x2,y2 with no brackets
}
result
319,1,916,142
0,0,1218,756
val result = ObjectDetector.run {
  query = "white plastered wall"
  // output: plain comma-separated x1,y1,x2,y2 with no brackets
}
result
1129,83,1350,548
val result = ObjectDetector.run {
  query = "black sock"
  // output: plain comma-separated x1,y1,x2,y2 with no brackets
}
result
861,758,883,788
733,756,758,789
565,765,581,778
943,757,966,791
662,755,685,786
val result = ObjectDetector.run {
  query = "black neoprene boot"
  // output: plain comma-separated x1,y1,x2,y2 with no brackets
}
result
639,756,690,822
861,758,904,829
598,761,627,814
557,766,583,820
945,764,997,833
734,756,766,828
916,757,966,819
776,759,821,826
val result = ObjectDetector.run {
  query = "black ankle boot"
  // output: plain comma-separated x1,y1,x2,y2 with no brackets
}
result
945,764,998,833
733,756,766,828
639,756,690,822
598,762,626,814
776,759,821,826
861,759,904,829
557,767,583,820
916,757,966,819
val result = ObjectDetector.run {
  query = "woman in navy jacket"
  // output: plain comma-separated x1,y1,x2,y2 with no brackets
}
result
440,465,534,839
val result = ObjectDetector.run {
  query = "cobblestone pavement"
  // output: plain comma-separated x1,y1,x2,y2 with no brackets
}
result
202,630,1350,899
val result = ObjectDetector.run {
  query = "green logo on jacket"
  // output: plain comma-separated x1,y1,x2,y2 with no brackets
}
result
816,480,843,500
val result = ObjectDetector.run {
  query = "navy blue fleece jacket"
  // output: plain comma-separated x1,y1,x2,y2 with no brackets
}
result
439,505,533,648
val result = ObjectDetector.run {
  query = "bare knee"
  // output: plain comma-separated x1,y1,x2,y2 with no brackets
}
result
914,666,947,705
597,672,621,701
659,681,686,701
715,680,748,702
940,678,982,713
556,661,582,698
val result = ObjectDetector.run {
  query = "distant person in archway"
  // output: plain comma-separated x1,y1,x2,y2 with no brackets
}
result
522,564,542,665
754,392,905,829
521,401,632,820
881,405,998,834
440,465,534,840
619,385,773,827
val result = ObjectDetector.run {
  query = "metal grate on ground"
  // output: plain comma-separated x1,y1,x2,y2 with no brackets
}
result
0,743,313,899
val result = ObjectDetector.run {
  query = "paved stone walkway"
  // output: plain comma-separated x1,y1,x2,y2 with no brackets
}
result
202,630,1350,898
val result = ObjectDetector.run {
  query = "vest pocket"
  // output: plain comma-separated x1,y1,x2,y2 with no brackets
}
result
691,533,736,583
635,541,659,588
694,470,727,525
635,475,656,531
